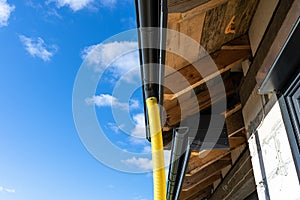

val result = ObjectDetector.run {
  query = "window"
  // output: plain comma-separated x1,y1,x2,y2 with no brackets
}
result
283,71,300,149
279,70,300,181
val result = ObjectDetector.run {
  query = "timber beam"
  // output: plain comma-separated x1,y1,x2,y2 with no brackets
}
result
209,149,256,200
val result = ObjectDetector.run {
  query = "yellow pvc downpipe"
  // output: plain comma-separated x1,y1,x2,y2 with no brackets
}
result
146,97,166,200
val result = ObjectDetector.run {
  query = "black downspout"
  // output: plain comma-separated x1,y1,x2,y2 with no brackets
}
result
167,127,191,200
159,0,168,116
174,143,191,199
134,0,150,140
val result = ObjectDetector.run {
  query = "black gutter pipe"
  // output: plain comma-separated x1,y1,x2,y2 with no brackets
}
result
167,127,191,200
134,0,150,139
159,0,168,113
134,0,168,141
174,141,191,199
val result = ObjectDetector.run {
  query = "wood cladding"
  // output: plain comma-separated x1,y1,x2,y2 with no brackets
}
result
162,0,259,198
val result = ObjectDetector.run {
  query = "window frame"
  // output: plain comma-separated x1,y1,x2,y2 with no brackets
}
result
279,70,300,182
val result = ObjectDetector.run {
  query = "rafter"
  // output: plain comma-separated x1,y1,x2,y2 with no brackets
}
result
187,135,245,175
187,150,229,174
168,0,229,19
185,185,213,200
183,154,232,190
179,173,222,199
164,48,251,96
209,149,256,200
165,76,237,127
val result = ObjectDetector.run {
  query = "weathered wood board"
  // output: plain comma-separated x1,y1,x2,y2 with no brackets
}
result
200,0,259,53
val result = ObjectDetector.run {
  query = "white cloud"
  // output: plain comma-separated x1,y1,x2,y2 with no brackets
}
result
85,94,139,111
0,186,15,193
85,94,122,107
122,150,171,172
100,0,116,8
133,195,148,200
120,17,136,29
49,0,117,11
129,113,147,144
131,113,145,138
122,157,152,171
85,95,146,144
142,145,151,153
0,0,15,27
107,122,124,133
129,99,140,110
19,35,57,61
164,150,171,178
51,0,93,11
81,41,139,81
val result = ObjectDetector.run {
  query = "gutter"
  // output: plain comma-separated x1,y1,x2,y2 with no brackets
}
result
167,128,191,200
134,0,167,140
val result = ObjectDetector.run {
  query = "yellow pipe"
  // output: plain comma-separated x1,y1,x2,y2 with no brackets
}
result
146,97,166,200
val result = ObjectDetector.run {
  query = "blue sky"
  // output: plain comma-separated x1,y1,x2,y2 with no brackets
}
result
0,1,170,199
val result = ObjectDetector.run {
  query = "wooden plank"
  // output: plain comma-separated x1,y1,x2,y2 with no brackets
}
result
187,150,230,174
179,173,222,199
200,0,259,53
166,21,190,73
164,102,241,131
248,0,280,55
185,185,213,200
224,103,241,118
168,0,229,20
168,0,210,13
163,103,243,145
166,0,254,82
223,34,250,46
186,135,245,175
228,136,246,149
230,143,247,164
165,77,236,127
183,155,232,190
228,127,246,138
164,48,251,95
225,109,244,136
179,12,206,44
165,15,206,74
200,2,227,53
221,45,251,50
168,12,182,23
186,153,232,176
209,149,256,200
181,0,229,20
163,103,245,147
166,12,206,75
